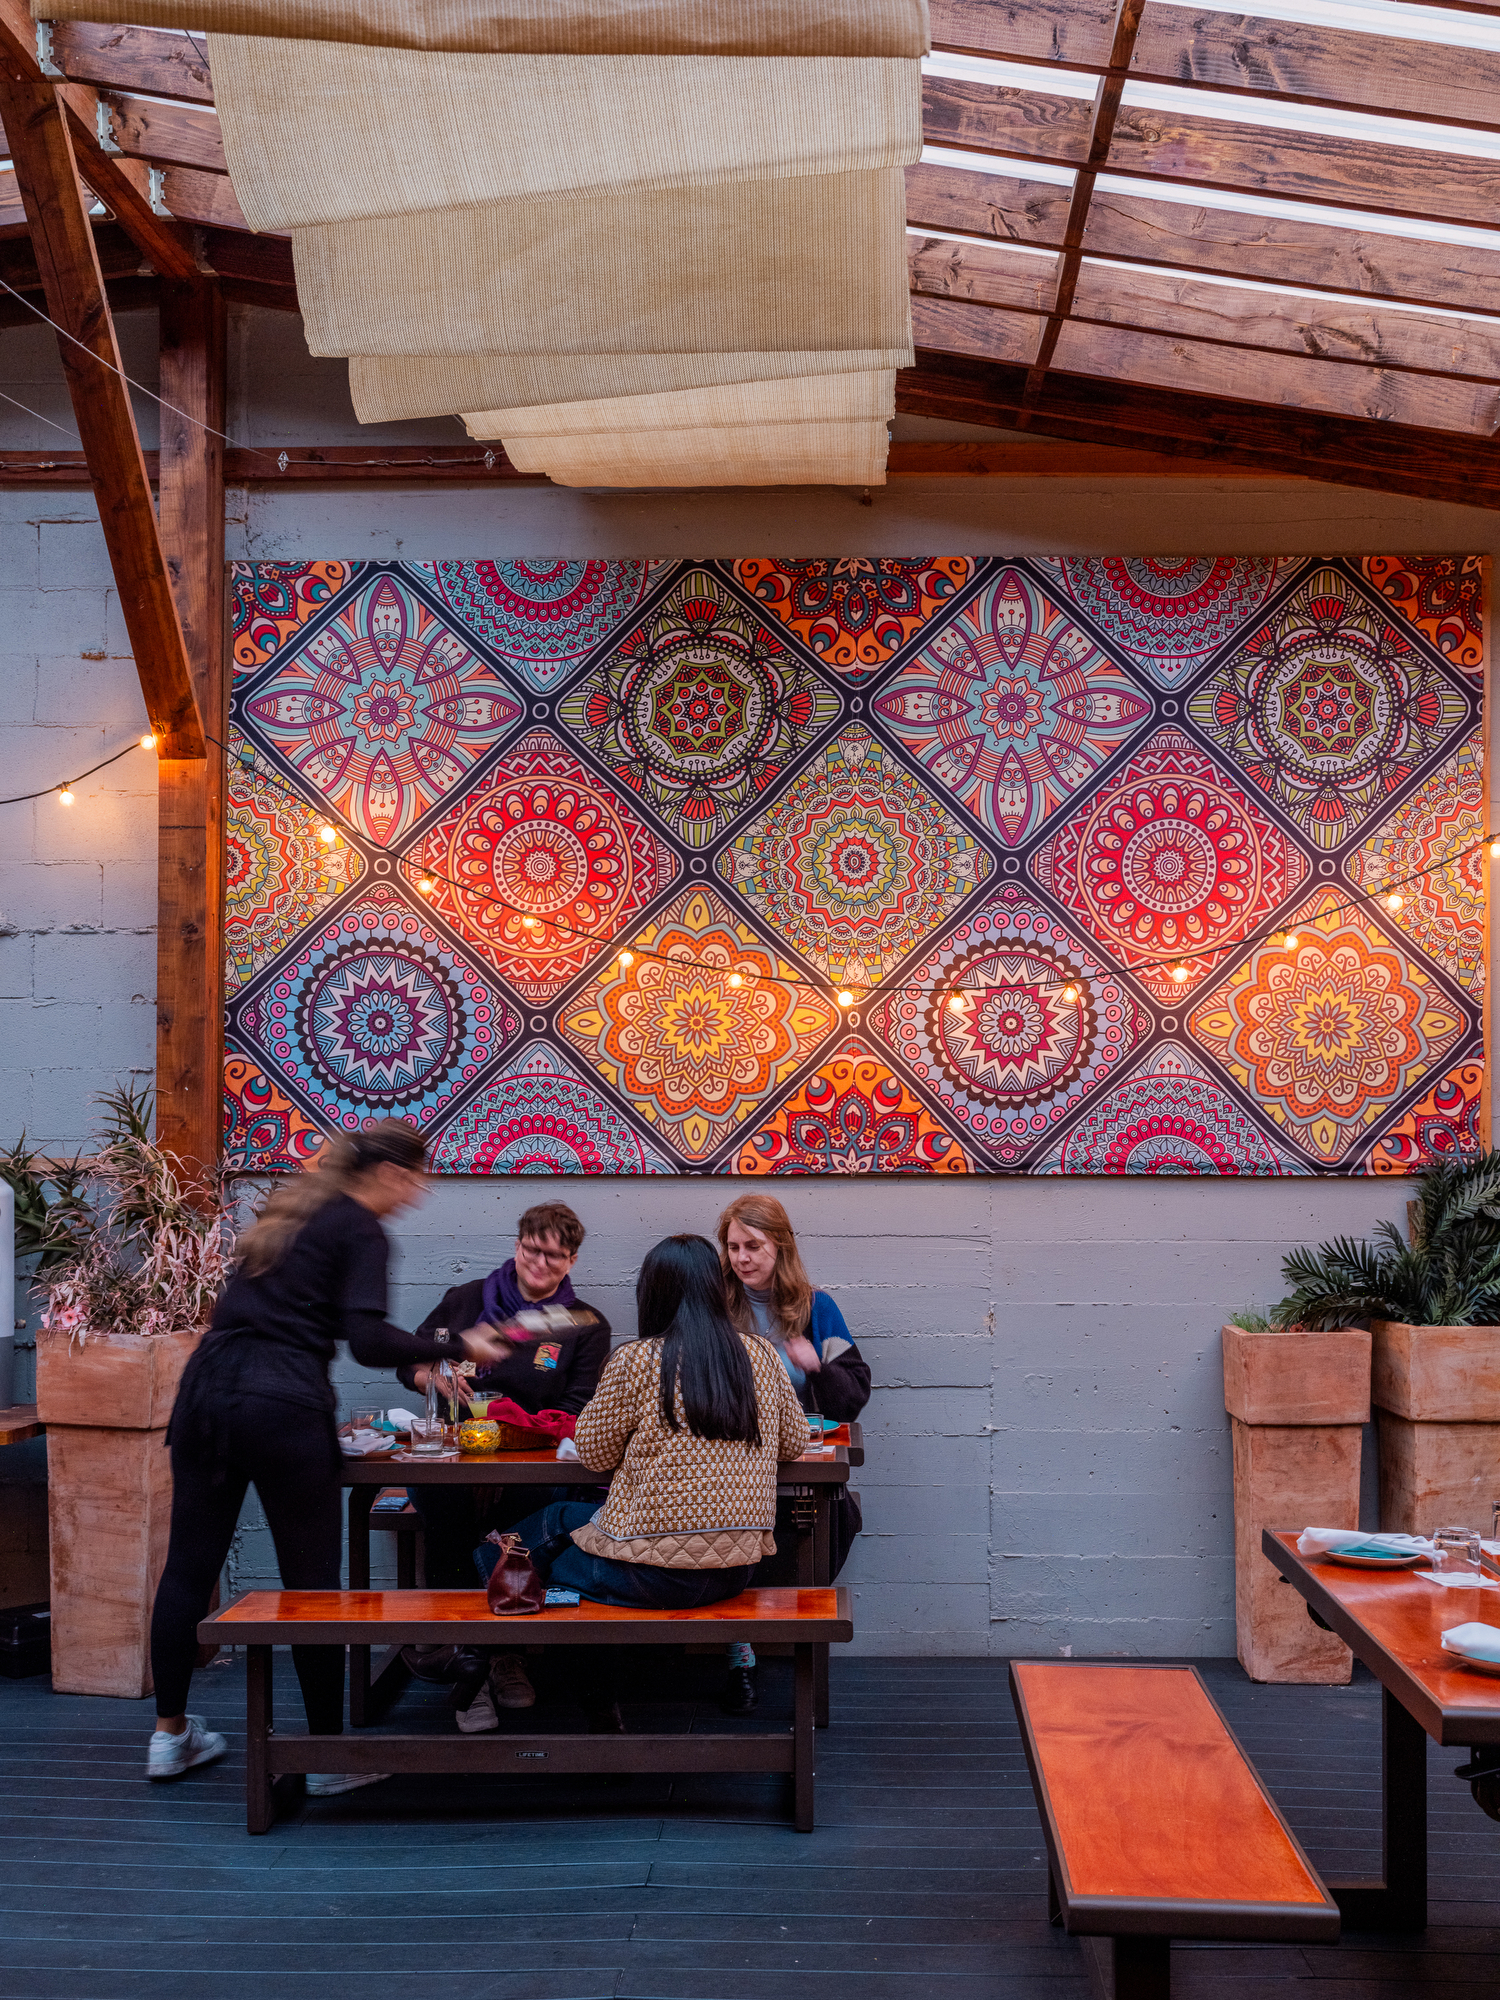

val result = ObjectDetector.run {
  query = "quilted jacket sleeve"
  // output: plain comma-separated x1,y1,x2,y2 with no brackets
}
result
573,1342,642,1473
771,1353,812,1463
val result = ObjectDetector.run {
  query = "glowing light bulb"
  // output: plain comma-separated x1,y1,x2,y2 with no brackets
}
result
318,823,338,845
618,950,634,968
1385,893,1403,911
521,915,538,929
417,877,435,895
1491,841,1500,860
948,991,965,1011
728,972,743,988
1062,985,1079,1004
837,990,854,1007
139,733,156,752
1170,964,1189,985
57,786,74,806
1283,932,1299,949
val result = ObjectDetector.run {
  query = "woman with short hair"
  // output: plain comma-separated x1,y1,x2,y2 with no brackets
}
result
146,1121,508,1791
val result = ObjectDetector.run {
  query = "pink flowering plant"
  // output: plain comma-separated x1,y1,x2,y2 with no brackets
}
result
32,1085,234,1343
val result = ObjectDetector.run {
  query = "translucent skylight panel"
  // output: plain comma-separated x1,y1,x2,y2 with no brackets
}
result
919,143,1078,185
923,53,1097,97
1092,171,1500,249
1082,254,1500,325
1154,0,1500,56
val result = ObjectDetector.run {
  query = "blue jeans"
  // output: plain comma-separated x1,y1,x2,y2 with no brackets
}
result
511,1501,754,1610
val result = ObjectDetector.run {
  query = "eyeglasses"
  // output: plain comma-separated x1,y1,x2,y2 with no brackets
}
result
518,1239,574,1267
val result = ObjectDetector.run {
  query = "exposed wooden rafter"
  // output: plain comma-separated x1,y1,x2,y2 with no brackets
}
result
0,59,203,757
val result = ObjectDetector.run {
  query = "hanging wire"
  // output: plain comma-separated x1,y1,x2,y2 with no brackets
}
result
0,735,152,807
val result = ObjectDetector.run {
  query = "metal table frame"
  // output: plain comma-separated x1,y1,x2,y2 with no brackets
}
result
343,1423,862,1729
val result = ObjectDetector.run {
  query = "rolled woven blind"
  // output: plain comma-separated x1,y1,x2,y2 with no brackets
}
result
351,347,913,424
296,170,911,358
494,370,894,437
212,41,920,231
32,0,930,54
505,420,891,486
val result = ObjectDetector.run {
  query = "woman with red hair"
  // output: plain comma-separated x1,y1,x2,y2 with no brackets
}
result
715,1193,871,1712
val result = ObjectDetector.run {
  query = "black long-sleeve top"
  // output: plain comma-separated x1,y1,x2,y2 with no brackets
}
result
396,1277,611,1418
195,1193,457,1414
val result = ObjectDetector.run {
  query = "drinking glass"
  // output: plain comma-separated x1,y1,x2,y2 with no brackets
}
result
348,1400,383,1433
408,1417,446,1456
1432,1524,1482,1574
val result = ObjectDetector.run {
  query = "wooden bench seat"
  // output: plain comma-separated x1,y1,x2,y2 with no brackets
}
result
201,1585,852,1835
1011,1662,1339,1998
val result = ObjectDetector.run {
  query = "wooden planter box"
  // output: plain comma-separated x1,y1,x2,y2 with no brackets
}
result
1371,1321,1500,1537
37,1328,199,1698
1223,1323,1370,1685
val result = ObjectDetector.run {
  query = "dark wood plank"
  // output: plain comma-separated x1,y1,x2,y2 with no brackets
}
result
155,278,226,1175
51,19,214,104
909,230,1057,310
911,291,1043,363
1013,1662,1338,1929
886,439,1297,477
0,65,202,758
923,73,1094,166
0,1402,42,1445
906,159,1073,247
933,0,1118,67
103,92,226,175
160,163,249,231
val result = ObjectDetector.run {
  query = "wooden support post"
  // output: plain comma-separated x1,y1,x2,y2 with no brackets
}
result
0,63,203,758
156,278,226,1174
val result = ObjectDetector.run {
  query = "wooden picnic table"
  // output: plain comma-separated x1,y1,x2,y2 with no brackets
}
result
342,1421,862,1728
1263,1527,1500,1932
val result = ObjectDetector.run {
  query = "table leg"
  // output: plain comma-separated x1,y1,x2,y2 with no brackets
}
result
793,1642,815,1833
346,1486,375,1727
396,1523,417,1590
246,1644,274,1835
1109,1936,1170,2000
1327,1684,1427,1931
813,1489,831,1730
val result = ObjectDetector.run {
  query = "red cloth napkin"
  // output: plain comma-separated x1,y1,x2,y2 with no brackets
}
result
473,1396,577,1442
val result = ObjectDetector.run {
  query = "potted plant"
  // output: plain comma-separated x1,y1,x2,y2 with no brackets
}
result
24,1087,232,1697
1276,1154,1500,1538
1222,1307,1370,1684
0,1133,91,1407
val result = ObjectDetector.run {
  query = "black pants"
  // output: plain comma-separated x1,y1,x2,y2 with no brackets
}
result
410,1482,577,1589
150,1392,345,1731
513,1501,755,1609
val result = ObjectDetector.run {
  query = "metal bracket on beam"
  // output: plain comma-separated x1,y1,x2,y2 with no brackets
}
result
34,22,62,76
148,167,170,217
94,99,121,154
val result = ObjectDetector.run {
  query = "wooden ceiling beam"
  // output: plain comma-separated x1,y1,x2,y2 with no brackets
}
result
0,0,196,277
0,64,202,757
897,346,1500,506
49,20,213,105
101,94,226,177
1023,0,1147,404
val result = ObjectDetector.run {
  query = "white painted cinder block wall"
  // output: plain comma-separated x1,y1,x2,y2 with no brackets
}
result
2,305,1495,1654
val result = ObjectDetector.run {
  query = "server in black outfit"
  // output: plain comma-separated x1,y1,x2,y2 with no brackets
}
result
145,1121,508,1793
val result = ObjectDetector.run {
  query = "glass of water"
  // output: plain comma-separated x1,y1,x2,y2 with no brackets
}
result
1432,1524,1482,1574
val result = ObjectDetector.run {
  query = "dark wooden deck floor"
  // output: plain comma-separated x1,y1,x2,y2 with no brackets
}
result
1,1651,1497,1998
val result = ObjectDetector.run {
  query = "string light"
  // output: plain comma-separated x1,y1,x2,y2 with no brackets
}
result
139,733,156,752
618,950,634,968
1283,932,1299,949
56,786,73,807
728,972,743,987
1492,840,1500,860
1061,985,1079,1004
1170,964,1189,985
318,823,339,846
836,990,854,1007
1385,892,1404,911
416,876,434,895
521,915,539,929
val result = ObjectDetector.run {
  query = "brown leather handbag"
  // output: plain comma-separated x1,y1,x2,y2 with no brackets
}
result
483,1531,546,1615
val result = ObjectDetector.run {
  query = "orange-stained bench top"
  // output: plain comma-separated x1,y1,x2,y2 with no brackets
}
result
203,1585,852,1648
1011,1662,1339,1943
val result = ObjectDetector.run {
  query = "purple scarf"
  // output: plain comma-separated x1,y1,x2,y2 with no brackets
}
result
481,1257,576,1330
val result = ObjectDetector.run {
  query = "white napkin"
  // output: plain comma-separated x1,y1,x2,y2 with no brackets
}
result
387,1406,421,1429
340,1427,391,1457
555,1436,580,1461
1442,1621,1500,1663
1417,1570,1499,1590
1297,1528,1436,1556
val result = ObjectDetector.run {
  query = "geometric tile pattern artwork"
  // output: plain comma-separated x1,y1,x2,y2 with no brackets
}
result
1029,728,1309,1003
873,566,1153,844
717,725,993,989
224,558,1484,1175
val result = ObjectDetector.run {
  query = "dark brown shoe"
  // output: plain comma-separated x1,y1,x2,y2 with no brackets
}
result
586,1699,626,1734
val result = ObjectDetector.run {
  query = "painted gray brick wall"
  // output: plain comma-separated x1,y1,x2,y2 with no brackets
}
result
2,304,1494,1652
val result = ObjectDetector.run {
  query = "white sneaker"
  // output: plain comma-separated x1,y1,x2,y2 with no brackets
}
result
147,1716,226,1781
489,1652,536,1711
305,1771,389,1797
455,1680,499,1733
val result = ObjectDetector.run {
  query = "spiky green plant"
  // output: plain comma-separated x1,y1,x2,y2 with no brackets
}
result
1276,1152,1500,1329
0,1134,91,1271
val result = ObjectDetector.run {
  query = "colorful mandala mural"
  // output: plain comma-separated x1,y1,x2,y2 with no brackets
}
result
428,1041,673,1174
1034,1043,1301,1175
733,558,973,680
558,887,841,1162
235,569,524,846
731,1037,974,1174
1352,729,1485,998
872,566,1153,844
405,729,676,1003
224,737,363,992
419,560,661,692
1186,890,1469,1167
1030,729,1309,1002
224,557,1484,1175
717,725,992,987
1035,557,1294,689
558,566,841,848
1187,565,1472,850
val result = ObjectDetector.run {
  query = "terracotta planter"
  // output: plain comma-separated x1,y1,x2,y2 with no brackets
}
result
1371,1321,1500,1536
37,1327,199,1697
1223,1323,1371,1684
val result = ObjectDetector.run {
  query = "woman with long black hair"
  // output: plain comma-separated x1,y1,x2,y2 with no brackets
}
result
146,1120,509,1789
510,1234,810,1611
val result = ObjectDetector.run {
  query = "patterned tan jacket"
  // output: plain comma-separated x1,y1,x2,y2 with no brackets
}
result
570,1334,812,1569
